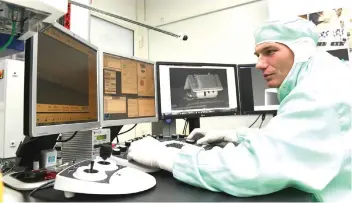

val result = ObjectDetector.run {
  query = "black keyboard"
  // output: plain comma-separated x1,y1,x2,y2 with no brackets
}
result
165,143,185,149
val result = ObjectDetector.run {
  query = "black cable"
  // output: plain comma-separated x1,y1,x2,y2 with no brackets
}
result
117,124,137,135
56,131,78,143
248,114,261,128
183,119,189,134
28,179,55,197
259,114,266,129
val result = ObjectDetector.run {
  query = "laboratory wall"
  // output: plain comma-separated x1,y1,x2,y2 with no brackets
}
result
135,0,273,135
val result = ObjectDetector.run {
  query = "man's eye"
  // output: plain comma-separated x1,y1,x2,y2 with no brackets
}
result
267,50,276,55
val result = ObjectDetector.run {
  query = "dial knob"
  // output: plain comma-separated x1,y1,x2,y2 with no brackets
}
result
171,134,178,139
158,134,163,139
119,145,127,152
125,140,132,147
112,148,121,155
179,134,187,139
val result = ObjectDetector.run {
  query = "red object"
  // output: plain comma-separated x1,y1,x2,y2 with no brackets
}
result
64,3,71,29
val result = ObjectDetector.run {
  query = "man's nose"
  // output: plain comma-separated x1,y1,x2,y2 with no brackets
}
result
255,59,268,70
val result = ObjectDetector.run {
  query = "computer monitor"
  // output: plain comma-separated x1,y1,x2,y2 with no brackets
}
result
23,23,100,137
156,61,239,120
236,64,279,115
100,51,158,127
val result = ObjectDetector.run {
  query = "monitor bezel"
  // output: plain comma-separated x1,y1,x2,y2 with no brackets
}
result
26,22,101,137
156,61,241,120
99,50,159,127
236,63,278,115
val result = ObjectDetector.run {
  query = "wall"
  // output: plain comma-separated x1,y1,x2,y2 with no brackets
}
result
70,0,90,40
135,0,273,135
267,0,351,18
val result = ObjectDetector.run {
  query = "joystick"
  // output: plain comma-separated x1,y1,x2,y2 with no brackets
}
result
99,143,112,163
84,161,98,173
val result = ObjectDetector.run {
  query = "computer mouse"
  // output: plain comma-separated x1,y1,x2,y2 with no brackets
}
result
185,132,205,145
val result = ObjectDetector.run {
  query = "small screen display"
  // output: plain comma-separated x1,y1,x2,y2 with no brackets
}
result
96,135,106,141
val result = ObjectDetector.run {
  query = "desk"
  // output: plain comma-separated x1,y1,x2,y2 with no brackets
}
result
4,170,313,202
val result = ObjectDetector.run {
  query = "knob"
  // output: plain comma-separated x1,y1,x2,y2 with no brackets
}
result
179,134,187,139
125,140,132,147
158,134,163,139
100,143,112,160
185,139,196,144
119,145,127,152
171,134,178,139
112,148,121,155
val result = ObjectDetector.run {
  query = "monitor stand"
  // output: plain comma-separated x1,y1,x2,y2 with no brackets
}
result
2,134,59,191
151,117,201,137
187,117,200,134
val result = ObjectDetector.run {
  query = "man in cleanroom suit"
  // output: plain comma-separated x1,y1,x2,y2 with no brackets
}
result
127,17,352,202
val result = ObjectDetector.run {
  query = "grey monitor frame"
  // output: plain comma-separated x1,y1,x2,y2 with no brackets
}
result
99,50,158,127
26,22,100,137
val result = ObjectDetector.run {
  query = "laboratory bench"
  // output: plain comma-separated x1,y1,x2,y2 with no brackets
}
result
4,170,313,202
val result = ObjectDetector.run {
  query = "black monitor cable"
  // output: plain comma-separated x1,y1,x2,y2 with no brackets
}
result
259,114,266,129
248,114,261,128
56,131,78,143
117,124,137,136
183,119,189,135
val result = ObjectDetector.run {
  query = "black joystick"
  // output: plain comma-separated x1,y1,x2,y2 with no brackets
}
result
84,161,99,173
99,143,112,165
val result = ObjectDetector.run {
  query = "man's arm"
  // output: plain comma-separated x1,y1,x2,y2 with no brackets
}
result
172,89,347,197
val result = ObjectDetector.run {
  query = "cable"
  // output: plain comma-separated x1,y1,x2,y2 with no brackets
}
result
183,119,189,134
68,0,188,41
28,179,55,197
56,131,78,143
248,114,261,128
259,114,266,129
0,21,16,52
117,124,137,135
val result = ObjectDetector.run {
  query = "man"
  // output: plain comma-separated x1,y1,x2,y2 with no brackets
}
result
127,17,352,202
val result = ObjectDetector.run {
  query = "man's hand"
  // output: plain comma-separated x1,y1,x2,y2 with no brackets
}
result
127,136,181,172
189,128,240,145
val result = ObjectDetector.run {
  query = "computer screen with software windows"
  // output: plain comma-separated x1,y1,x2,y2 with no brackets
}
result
156,62,239,120
100,52,158,127
24,23,100,137
236,64,279,114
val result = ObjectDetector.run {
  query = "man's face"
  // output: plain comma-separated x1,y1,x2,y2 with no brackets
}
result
254,42,294,88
